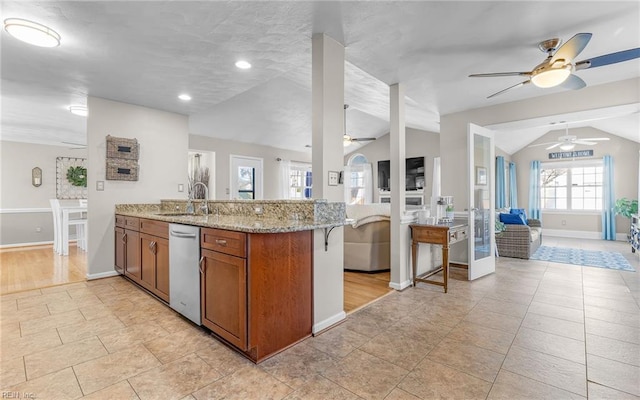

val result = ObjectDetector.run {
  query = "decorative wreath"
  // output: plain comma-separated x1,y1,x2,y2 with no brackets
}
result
67,166,87,187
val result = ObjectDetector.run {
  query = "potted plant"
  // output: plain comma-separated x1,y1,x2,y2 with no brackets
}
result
445,205,454,220
614,198,638,219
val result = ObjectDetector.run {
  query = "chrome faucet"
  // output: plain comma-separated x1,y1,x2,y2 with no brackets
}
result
191,182,209,215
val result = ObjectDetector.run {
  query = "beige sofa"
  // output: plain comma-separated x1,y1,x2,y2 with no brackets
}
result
344,204,391,272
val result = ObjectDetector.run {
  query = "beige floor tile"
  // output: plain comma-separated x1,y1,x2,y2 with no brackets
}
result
40,282,88,294
587,334,640,366
527,301,585,323
128,353,221,400
1,329,62,360
514,327,585,364
98,322,170,353
282,374,362,400
393,314,453,339
502,345,587,396
1,299,18,313
585,318,640,345
446,321,514,355
321,349,408,400
1,320,22,341
359,328,434,370
1,304,50,324
78,303,115,321
584,286,637,301
585,305,640,328
587,382,640,400
584,296,640,314
143,326,217,364
343,308,397,338
20,309,86,337
382,388,421,400
57,315,125,344
487,369,585,399
397,359,491,400
3,367,82,399
462,308,523,334
522,313,585,341
24,336,107,379
305,325,370,358
0,356,26,388
0,288,42,302
192,365,292,400
155,313,197,334
196,343,252,377
427,337,505,382
537,282,584,299
81,380,140,400
46,294,103,315
484,288,534,305
473,297,529,318
16,291,71,310
587,354,640,396
259,342,336,389
533,292,584,310
73,344,161,395
180,396,197,400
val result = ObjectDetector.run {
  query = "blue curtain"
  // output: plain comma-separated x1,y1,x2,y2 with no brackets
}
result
495,156,506,208
602,155,616,240
528,160,541,220
509,162,518,208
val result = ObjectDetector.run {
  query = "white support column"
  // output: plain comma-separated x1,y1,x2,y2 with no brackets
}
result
311,33,346,333
389,83,411,290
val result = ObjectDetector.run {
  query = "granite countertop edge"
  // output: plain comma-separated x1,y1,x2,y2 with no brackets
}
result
116,210,347,233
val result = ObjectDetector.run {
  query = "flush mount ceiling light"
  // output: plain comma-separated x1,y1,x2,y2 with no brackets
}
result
4,18,61,47
530,65,572,88
68,105,88,117
235,60,251,69
559,143,576,151
178,94,192,101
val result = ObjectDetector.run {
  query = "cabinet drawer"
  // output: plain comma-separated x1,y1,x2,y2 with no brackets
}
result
124,217,140,231
201,228,246,258
115,214,126,228
140,218,168,239
411,226,447,245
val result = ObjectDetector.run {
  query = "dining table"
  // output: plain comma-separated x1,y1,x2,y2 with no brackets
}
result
59,203,87,256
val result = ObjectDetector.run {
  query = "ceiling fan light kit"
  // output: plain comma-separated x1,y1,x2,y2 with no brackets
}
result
68,105,88,117
530,66,572,88
4,18,60,47
343,104,376,146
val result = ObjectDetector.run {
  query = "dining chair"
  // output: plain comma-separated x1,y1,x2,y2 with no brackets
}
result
50,199,87,254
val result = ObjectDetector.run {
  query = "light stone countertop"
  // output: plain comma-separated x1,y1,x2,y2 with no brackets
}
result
115,210,347,234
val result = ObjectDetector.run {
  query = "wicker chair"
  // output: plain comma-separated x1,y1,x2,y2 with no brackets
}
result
495,219,542,259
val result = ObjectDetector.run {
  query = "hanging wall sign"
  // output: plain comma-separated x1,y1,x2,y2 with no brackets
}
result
548,150,594,159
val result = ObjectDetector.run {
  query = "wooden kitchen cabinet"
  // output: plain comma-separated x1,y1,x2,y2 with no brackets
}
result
140,233,170,302
124,229,141,280
114,226,125,275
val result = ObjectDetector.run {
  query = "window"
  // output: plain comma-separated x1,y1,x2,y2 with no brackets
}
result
540,161,603,211
288,163,312,199
345,154,372,205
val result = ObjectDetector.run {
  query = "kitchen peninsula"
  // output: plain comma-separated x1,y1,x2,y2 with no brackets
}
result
114,199,345,363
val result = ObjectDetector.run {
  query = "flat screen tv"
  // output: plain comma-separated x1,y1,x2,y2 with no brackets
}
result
377,157,425,191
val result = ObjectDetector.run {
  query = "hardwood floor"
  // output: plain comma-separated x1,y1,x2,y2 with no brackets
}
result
343,270,393,313
0,244,87,294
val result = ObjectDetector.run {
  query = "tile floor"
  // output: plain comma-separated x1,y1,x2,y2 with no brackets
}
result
1,237,638,399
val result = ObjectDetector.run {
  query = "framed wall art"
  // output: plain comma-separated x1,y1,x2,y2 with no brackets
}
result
56,157,88,199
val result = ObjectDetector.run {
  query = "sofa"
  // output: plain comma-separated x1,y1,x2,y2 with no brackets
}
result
344,204,391,272
495,217,542,259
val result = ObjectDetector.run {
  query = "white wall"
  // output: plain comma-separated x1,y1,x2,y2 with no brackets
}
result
87,97,189,279
189,134,312,200
0,141,87,245
512,127,639,235
344,128,440,202
441,78,640,215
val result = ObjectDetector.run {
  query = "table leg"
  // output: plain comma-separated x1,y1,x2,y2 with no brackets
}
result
442,245,449,293
411,240,417,287
62,210,69,256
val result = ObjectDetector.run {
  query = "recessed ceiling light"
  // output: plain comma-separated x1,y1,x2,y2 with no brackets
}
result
235,60,251,69
4,18,60,47
178,94,192,101
68,105,88,117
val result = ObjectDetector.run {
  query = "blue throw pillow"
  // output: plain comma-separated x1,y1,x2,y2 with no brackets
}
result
500,213,526,225
510,208,527,220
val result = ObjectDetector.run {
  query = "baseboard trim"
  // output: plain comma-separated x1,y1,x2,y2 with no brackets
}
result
313,311,346,334
389,279,412,291
86,271,120,280
0,240,54,249
545,229,627,241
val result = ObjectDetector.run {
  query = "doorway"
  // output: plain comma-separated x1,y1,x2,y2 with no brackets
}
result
229,155,263,200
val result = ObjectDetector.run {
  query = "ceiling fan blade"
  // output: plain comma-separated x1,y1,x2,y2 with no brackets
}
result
469,72,530,78
487,80,530,98
581,137,610,141
528,141,560,147
62,141,87,147
575,48,640,70
574,140,597,145
551,33,592,63
351,137,376,142
546,143,563,150
561,74,587,90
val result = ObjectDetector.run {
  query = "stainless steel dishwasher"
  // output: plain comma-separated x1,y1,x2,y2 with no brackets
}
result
169,223,201,325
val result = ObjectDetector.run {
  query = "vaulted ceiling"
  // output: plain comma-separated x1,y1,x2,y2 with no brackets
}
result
2,1,639,154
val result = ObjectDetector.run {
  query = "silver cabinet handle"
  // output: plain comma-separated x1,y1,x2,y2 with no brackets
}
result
170,230,197,238
122,232,127,243
199,256,205,274
215,239,227,246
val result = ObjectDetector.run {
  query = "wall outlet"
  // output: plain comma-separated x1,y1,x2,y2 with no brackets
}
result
35,227,41,233
561,220,567,226
96,181,105,191
254,206,263,215
178,184,184,192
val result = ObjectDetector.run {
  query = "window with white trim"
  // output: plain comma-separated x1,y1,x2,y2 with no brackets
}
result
288,163,312,199
540,160,603,211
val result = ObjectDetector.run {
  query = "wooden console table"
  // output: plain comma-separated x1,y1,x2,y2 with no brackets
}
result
409,222,468,293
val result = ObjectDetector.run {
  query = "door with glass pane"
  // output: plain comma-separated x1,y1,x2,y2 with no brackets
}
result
230,155,263,200
467,123,495,280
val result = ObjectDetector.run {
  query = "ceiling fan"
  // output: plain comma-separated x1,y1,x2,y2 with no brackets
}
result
469,33,640,98
343,104,376,146
62,141,87,150
528,123,609,151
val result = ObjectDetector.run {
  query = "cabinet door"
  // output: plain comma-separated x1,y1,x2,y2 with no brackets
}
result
124,229,141,281
154,237,170,302
201,249,247,350
114,226,125,275
139,233,156,291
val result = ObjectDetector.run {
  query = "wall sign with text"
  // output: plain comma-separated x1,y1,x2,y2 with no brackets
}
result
548,149,594,159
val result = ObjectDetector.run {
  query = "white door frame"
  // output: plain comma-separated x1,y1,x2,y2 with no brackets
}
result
229,154,264,200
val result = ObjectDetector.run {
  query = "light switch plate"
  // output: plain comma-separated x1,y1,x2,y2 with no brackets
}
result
328,171,339,186
96,181,104,191
178,184,184,192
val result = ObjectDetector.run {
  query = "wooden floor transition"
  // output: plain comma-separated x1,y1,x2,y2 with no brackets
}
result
0,245,392,312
